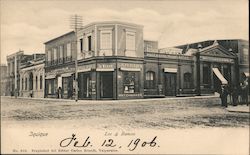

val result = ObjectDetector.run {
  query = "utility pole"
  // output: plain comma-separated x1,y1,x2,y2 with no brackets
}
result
70,14,82,102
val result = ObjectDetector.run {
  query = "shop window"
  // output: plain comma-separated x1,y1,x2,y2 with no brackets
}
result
184,72,192,88
123,72,139,93
145,71,155,89
40,75,42,89
48,81,52,94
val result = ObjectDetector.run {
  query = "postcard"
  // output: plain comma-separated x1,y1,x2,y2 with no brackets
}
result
1,0,249,154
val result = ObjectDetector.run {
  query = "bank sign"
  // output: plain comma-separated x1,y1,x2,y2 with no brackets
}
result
200,56,234,63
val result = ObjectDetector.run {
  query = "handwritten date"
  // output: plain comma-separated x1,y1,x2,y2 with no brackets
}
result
59,134,159,151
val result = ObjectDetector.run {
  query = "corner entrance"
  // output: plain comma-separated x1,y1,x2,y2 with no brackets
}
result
164,73,177,96
100,72,113,99
78,73,91,99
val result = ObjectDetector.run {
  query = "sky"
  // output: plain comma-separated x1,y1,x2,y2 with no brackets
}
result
0,0,248,64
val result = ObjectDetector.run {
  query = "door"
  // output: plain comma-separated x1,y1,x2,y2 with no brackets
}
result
100,72,113,98
79,73,90,99
165,73,177,96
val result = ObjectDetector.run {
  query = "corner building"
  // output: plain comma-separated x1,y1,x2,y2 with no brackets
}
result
45,21,144,99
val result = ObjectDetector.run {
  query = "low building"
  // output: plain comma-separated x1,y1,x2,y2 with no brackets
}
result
19,54,45,98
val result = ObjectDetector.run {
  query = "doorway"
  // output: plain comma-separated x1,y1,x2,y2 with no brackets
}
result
78,73,91,99
164,73,177,96
100,72,113,99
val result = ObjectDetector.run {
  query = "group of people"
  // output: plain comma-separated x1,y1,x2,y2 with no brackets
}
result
220,78,249,107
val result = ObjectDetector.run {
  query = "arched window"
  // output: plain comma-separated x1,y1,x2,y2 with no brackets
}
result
184,72,192,88
40,75,43,89
25,78,27,90
22,78,24,90
145,71,155,89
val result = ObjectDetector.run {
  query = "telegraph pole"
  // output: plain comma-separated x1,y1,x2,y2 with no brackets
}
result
70,14,82,102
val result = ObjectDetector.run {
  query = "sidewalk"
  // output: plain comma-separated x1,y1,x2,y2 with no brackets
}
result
1,94,220,104
226,105,250,113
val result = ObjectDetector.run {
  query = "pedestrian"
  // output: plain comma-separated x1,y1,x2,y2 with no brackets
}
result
58,87,62,99
220,85,228,107
232,85,238,106
241,79,249,106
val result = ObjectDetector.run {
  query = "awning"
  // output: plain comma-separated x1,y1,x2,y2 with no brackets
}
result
45,74,56,79
78,68,91,73
244,72,249,77
96,68,114,72
120,67,141,72
212,68,228,85
61,73,73,77
164,68,177,73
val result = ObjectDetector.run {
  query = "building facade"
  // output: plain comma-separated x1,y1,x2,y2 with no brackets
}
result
19,54,45,98
44,21,144,99
43,21,249,100
1,64,8,96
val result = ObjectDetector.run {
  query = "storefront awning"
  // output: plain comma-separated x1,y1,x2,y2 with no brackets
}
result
78,68,91,73
45,74,56,79
120,67,141,72
164,68,177,73
96,68,114,72
61,73,73,77
212,68,228,85
244,72,249,77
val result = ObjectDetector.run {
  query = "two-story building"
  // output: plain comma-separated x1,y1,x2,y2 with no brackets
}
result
19,54,45,98
44,21,144,99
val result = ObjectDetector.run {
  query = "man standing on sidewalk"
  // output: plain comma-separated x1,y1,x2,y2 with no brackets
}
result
220,85,229,107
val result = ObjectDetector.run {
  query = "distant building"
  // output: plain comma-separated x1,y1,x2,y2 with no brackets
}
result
6,51,45,96
19,54,45,98
1,64,8,96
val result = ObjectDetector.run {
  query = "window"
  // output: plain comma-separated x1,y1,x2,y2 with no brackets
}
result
66,43,71,57
80,38,83,52
243,48,249,63
40,75,43,89
59,45,63,59
126,32,136,51
29,73,33,90
145,71,155,89
100,32,112,50
48,81,52,94
35,76,38,90
22,78,24,90
203,64,210,85
88,36,92,51
53,48,57,60
123,72,139,93
47,50,51,61
184,72,192,88
25,78,27,90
